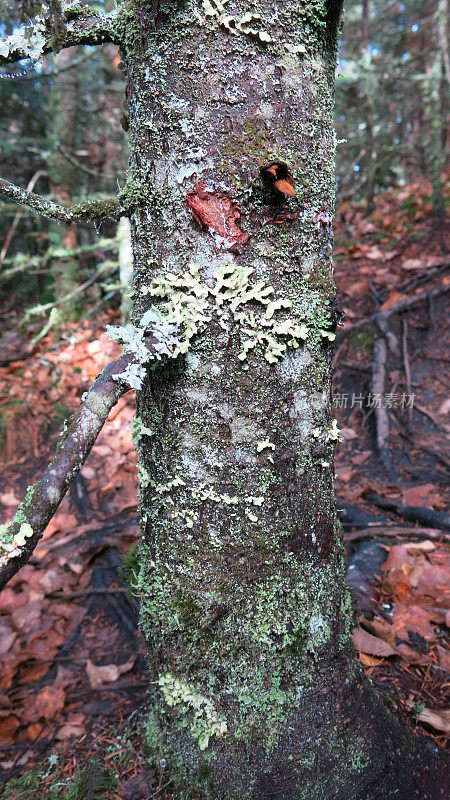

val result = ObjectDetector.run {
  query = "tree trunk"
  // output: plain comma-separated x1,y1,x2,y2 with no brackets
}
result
361,0,376,213
48,45,80,308
119,1,447,797
419,0,446,227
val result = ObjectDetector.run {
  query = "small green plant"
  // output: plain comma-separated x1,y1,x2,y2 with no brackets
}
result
65,760,119,800
349,326,375,350
1,757,120,800
119,543,141,597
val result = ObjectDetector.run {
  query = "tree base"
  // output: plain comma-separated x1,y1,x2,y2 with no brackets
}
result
162,657,449,800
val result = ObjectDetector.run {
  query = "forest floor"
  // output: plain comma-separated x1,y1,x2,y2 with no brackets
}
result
0,176,448,798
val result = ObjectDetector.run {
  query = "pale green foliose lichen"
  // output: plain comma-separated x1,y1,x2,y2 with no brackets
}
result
0,15,46,61
141,259,311,364
197,1,272,43
0,521,34,565
158,672,227,750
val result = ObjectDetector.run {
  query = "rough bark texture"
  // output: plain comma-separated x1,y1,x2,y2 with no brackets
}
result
102,1,450,797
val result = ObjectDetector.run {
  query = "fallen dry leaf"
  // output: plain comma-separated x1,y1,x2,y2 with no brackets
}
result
410,705,450,734
339,428,358,441
0,491,20,507
380,290,404,310
35,685,65,720
436,645,450,672
352,627,398,657
0,619,16,655
438,398,450,415
361,617,396,648
351,450,371,465
85,655,136,689
10,599,42,632
401,484,444,510
56,715,85,741
414,565,449,599
382,544,416,573
358,653,386,667
403,541,436,553
392,603,436,643
365,246,385,260
0,714,20,746
27,722,43,741
401,258,423,270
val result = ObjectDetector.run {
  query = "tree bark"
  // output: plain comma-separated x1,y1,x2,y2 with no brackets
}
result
419,0,446,226
0,1,448,797
361,0,376,212
48,46,81,308
118,1,447,798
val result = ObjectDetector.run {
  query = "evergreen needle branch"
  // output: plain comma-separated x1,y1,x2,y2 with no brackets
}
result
0,178,121,223
0,345,156,591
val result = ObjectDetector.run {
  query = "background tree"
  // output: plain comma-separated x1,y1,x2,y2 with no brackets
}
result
0,0,126,328
335,0,449,215
0,2,448,799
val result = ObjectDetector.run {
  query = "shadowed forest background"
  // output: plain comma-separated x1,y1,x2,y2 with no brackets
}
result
0,0,449,797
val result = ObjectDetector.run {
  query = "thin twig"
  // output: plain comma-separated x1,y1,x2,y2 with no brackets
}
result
0,170,47,264
372,337,392,473
402,319,413,431
344,526,449,543
338,283,450,340
414,404,442,429
57,144,115,180
20,50,94,81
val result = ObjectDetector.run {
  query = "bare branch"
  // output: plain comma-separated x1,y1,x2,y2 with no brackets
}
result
0,177,121,223
0,170,47,264
337,281,450,341
0,5,118,67
0,352,133,590
371,337,392,474
19,49,94,81
0,315,184,591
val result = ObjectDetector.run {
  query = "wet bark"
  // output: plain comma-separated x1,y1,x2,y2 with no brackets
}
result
116,1,448,797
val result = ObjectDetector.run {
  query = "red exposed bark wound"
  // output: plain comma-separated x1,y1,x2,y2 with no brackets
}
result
187,181,249,249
